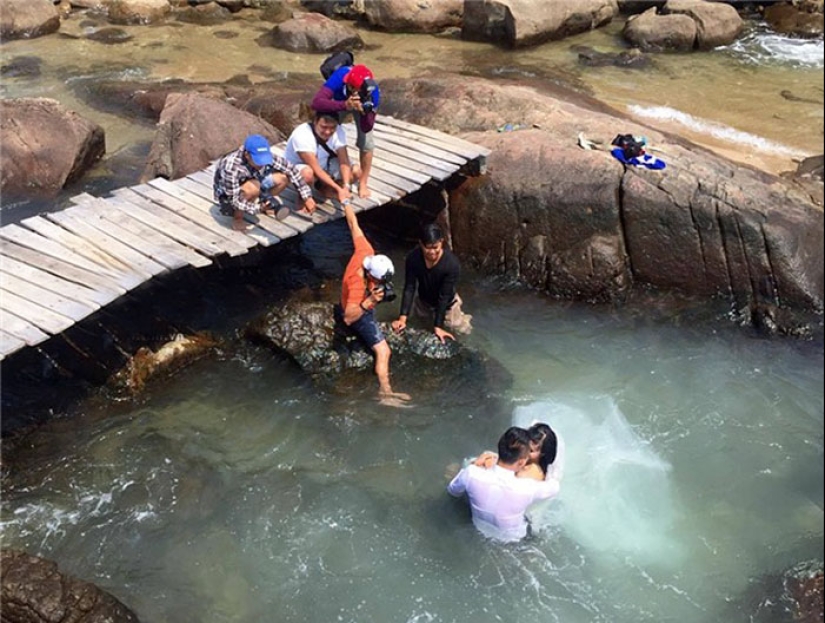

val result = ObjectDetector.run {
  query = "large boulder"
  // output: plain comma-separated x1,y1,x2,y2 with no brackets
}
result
663,0,743,49
462,0,619,48
363,0,463,33
0,98,106,200
141,91,285,182
1,549,140,623
270,11,364,52
622,7,697,52
764,0,825,38
106,0,172,25
245,297,511,403
624,0,743,51
0,0,60,41
376,76,824,329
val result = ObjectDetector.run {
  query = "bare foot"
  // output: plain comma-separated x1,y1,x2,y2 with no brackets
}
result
378,391,412,408
358,183,372,199
232,219,250,232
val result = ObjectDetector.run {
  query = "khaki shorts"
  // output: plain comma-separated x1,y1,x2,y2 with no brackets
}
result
411,293,473,335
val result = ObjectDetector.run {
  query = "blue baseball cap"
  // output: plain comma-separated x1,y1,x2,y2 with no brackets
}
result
243,134,274,167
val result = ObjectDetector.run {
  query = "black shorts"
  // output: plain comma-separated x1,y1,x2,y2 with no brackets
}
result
334,304,384,349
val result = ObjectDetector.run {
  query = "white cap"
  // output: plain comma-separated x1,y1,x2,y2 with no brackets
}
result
362,254,394,281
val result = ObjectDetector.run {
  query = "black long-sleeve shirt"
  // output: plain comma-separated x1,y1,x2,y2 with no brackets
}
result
399,247,460,329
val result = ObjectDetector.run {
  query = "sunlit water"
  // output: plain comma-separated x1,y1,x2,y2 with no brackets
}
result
1,9,823,622
2,268,822,622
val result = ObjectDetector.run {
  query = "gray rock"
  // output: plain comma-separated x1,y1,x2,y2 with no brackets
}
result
247,301,462,378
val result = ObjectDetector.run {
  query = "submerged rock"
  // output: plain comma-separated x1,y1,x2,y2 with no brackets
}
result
245,299,511,403
108,333,220,396
247,301,461,377
0,549,140,623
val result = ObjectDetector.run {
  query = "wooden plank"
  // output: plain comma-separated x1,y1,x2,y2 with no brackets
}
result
46,209,166,279
20,216,135,278
0,255,113,307
173,176,283,246
126,184,249,257
0,329,26,358
156,177,280,247
0,289,75,334
377,116,491,157
67,198,200,270
0,271,97,322
0,223,133,284
185,171,303,240
0,309,49,347
364,145,452,181
343,127,455,180
107,189,227,257
340,147,419,194
136,180,255,254
370,126,468,166
0,241,126,297
347,147,432,185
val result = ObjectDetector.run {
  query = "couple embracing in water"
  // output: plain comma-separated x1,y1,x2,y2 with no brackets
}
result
448,423,565,543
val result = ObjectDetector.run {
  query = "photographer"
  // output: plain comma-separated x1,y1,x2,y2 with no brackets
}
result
311,64,380,200
336,201,410,406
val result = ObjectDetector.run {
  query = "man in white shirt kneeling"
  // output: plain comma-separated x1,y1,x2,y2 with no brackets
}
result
284,112,360,210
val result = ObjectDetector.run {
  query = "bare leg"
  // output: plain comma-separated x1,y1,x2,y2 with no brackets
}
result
232,209,249,231
373,340,411,405
358,150,373,199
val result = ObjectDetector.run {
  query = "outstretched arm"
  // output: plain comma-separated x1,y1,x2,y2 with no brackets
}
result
344,200,364,242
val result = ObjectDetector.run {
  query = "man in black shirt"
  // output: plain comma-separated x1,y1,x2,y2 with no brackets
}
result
392,223,472,343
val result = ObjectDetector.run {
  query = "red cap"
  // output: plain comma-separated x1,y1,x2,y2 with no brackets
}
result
343,65,374,89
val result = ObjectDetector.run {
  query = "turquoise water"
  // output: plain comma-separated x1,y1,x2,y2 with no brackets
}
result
1,10,822,621
2,269,822,622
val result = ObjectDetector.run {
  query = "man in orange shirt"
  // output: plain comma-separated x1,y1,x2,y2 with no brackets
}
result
335,201,410,406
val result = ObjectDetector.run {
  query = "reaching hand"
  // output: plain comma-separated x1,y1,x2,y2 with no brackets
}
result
434,327,455,344
303,197,317,215
392,318,407,333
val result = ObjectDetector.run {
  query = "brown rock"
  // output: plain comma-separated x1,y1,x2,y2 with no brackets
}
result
0,549,140,623
141,92,285,182
363,0,463,33
270,11,363,53
0,0,60,41
0,98,105,200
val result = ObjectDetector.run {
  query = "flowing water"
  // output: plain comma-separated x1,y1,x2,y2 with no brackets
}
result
1,8,823,623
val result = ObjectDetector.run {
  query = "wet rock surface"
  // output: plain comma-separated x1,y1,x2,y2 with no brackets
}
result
245,297,511,403
0,549,140,623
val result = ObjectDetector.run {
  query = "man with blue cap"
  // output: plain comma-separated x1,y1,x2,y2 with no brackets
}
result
213,134,317,231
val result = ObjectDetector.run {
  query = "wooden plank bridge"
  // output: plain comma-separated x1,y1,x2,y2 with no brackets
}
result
0,117,490,360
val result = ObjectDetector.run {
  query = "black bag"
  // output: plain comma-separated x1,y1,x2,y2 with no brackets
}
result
320,50,354,80
611,134,646,160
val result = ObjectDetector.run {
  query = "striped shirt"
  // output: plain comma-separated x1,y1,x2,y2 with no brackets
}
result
213,146,313,214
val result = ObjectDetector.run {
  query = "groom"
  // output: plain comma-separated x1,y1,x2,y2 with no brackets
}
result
447,427,561,542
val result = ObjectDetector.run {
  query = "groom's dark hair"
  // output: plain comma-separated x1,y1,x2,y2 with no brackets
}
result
497,427,530,465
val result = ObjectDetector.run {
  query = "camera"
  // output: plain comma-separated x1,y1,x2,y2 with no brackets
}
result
375,277,396,303
359,78,378,113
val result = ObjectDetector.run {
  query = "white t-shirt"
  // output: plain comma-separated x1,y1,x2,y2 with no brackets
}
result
284,122,347,173
447,463,561,542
